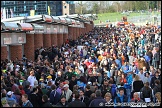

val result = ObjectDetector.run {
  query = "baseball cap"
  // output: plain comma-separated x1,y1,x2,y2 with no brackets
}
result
47,75,52,79
63,84,69,88
7,91,14,96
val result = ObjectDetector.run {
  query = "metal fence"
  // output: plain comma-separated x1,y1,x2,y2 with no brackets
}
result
127,13,161,26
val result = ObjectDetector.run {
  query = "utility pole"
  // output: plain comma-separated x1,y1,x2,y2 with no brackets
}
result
78,1,83,14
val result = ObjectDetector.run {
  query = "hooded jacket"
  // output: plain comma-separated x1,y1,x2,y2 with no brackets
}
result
114,93,128,104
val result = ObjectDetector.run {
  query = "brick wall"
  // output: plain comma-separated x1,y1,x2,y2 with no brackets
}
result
34,34,43,50
51,34,58,46
24,34,34,61
1,46,7,60
68,27,73,40
63,34,68,43
10,45,22,61
43,34,51,48
57,34,63,47
73,27,77,40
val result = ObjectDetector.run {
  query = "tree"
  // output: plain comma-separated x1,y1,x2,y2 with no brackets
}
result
92,3,100,14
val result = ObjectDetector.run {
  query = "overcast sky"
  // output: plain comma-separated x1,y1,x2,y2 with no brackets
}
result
74,1,114,5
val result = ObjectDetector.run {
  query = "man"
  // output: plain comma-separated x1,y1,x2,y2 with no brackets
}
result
22,76,30,89
69,75,77,92
68,92,86,107
56,95,68,107
42,95,53,107
62,84,72,101
89,90,107,107
150,71,161,89
84,85,93,98
114,88,128,107
27,71,37,87
79,90,89,106
143,72,151,84
6,91,16,107
56,81,64,95
138,68,145,82
50,85,61,105
22,94,33,107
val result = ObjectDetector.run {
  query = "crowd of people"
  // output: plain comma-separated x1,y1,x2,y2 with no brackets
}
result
1,23,161,107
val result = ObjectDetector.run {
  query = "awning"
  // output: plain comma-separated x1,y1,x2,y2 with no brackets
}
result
59,17,67,24
1,22,19,31
52,16,61,23
17,23,34,31
65,18,72,25
43,15,52,23
31,23,44,30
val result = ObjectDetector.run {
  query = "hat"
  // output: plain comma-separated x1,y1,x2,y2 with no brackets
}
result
7,91,14,96
88,82,92,85
63,84,69,88
47,75,52,79
39,78,44,81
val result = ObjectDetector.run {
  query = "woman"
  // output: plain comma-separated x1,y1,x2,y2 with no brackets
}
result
68,90,78,103
120,73,127,84
155,92,161,104
104,92,113,104
116,70,122,85
133,75,144,92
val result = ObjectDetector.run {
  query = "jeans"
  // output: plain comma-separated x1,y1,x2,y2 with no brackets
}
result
126,88,131,102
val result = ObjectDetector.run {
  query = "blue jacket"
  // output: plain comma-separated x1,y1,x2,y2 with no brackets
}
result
111,84,117,98
89,97,107,107
77,81,86,88
115,59,122,70
121,65,129,73
114,93,128,107
50,90,61,105
144,55,150,62
124,74,133,89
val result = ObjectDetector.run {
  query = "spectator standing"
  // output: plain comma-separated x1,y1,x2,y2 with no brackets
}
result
56,95,68,107
68,92,86,107
89,90,107,107
22,94,33,107
132,75,144,93
42,94,53,107
49,85,61,105
29,88,39,107
62,84,72,101
27,71,37,88
114,88,128,107
6,91,17,107
150,71,161,89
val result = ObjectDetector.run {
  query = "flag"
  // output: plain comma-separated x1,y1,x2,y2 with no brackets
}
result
3,7,6,19
6,9,8,19
1,8,3,20
10,8,13,18
48,6,50,15
30,10,35,16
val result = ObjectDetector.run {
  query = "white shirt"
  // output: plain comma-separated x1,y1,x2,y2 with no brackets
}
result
27,75,37,87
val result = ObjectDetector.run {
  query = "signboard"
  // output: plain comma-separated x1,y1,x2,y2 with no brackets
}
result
1,33,26,45
4,37,12,44
18,36,25,43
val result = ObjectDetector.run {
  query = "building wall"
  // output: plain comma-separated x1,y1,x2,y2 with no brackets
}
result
1,46,7,60
62,1,75,15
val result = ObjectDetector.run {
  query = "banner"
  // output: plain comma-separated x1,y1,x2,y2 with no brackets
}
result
48,6,50,15
30,10,35,16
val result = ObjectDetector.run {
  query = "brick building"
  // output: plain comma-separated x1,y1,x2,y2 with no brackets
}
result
1,14,96,61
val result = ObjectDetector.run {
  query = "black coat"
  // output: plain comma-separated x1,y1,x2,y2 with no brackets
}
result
69,79,77,91
133,80,144,92
56,101,68,107
42,101,53,107
80,96,89,107
68,99,86,107
84,90,93,98
150,76,161,89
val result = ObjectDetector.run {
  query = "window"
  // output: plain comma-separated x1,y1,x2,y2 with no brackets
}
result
64,6,66,8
